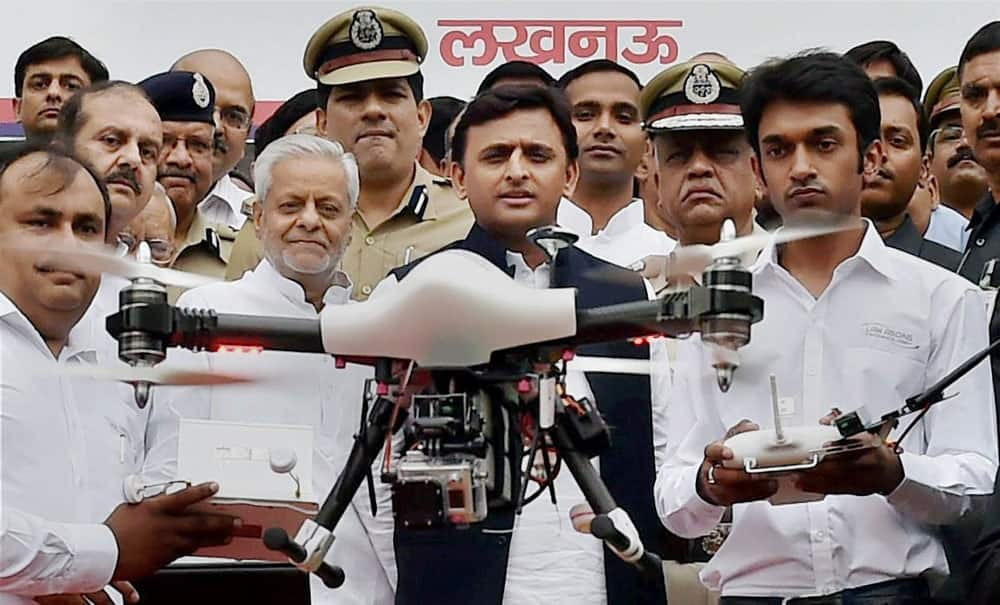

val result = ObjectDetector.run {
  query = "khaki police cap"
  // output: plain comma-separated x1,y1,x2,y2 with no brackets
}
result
303,6,428,86
640,59,746,132
923,65,960,125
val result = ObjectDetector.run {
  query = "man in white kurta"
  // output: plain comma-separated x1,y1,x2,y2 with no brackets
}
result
162,134,391,604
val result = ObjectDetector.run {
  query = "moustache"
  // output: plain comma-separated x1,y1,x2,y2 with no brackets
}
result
978,119,1000,140
105,166,141,194
213,134,229,155
159,168,196,182
947,147,978,169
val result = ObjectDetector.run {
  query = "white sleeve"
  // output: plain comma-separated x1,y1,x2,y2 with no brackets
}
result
653,339,727,538
1,508,118,596
649,337,672,471
886,287,999,524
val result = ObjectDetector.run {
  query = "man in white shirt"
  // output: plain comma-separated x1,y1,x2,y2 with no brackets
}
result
172,49,256,231
555,60,674,266
378,84,669,605
169,135,389,604
54,81,165,342
0,144,238,605
655,51,997,603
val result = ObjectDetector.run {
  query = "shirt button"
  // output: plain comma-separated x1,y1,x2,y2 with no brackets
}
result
813,530,825,541
365,236,375,245
362,285,372,295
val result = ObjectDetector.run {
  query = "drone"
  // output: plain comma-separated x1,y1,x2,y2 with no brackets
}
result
13,215,883,589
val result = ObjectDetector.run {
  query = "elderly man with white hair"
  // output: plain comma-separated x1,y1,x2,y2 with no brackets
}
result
162,134,392,604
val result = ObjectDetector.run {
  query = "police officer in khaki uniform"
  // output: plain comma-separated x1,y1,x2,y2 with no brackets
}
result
924,66,990,223
139,71,237,287
226,6,473,299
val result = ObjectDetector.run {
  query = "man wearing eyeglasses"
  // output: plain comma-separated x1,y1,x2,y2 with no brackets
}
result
925,66,990,226
119,183,177,265
172,50,256,232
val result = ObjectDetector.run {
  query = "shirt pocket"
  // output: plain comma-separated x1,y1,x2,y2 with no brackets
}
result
844,346,928,420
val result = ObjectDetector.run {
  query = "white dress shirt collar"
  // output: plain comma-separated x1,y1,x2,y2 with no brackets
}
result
245,257,353,312
557,197,645,239
199,174,253,229
0,291,98,363
754,218,897,283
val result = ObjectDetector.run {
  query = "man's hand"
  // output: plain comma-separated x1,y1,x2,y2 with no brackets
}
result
34,582,139,604
695,420,780,506
105,481,240,581
794,432,904,496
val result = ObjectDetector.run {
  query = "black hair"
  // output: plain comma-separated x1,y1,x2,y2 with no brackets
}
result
844,40,922,93
556,59,642,90
741,51,881,169
423,96,467,164
254,89,318,158
871,76,929,153
476,61,555,95
315,71,424,112
451,84,578,168
55,80,151,149
14,36,109,97
0,141,112,229
959,21,1000,79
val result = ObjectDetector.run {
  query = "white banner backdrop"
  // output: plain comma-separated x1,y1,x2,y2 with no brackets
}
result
2,1,998,102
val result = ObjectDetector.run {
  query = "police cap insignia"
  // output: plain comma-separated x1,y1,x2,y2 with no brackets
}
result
684,64,721,104
192,72,211,109
350,9,384,50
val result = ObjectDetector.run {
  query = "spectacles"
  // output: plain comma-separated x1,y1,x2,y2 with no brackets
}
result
932,125,965,146
218,106,252,130
118,233,176,266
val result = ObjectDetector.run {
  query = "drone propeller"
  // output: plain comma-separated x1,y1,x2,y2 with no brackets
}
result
41,362,257,387
632,211,863,281
593,212,863,290
1,238,218,289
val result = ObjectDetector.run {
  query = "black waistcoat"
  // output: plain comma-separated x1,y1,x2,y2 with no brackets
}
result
391,225,666,605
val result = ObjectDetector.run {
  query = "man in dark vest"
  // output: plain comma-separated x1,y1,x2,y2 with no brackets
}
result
370,84,668,605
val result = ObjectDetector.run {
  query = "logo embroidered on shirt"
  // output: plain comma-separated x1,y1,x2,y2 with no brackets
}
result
862,322,919,349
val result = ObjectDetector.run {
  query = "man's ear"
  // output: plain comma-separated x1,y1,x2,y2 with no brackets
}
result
316,108,327,138
634,137,654,180
450,160,468,200
416,99,432,138
252,197,264,231
563,159,580,199
12,98,22,124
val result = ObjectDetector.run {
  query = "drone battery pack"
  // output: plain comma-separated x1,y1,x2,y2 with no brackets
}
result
561,397,612,457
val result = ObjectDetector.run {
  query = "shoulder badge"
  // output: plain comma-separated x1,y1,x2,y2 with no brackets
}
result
684,64,721,105
350,9,384,51
192,73,211,109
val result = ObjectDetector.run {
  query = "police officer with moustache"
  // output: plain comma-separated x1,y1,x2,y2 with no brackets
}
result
225,7,473,299
925,67,990,225
372,84,668,605
138,71,236,288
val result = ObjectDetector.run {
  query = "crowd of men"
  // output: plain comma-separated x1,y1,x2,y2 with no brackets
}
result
3,5,1000,605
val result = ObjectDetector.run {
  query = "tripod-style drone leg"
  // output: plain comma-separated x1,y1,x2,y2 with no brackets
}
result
548,420,663,582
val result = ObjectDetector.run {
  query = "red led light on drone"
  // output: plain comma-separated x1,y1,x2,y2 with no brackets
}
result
215,344,264,354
